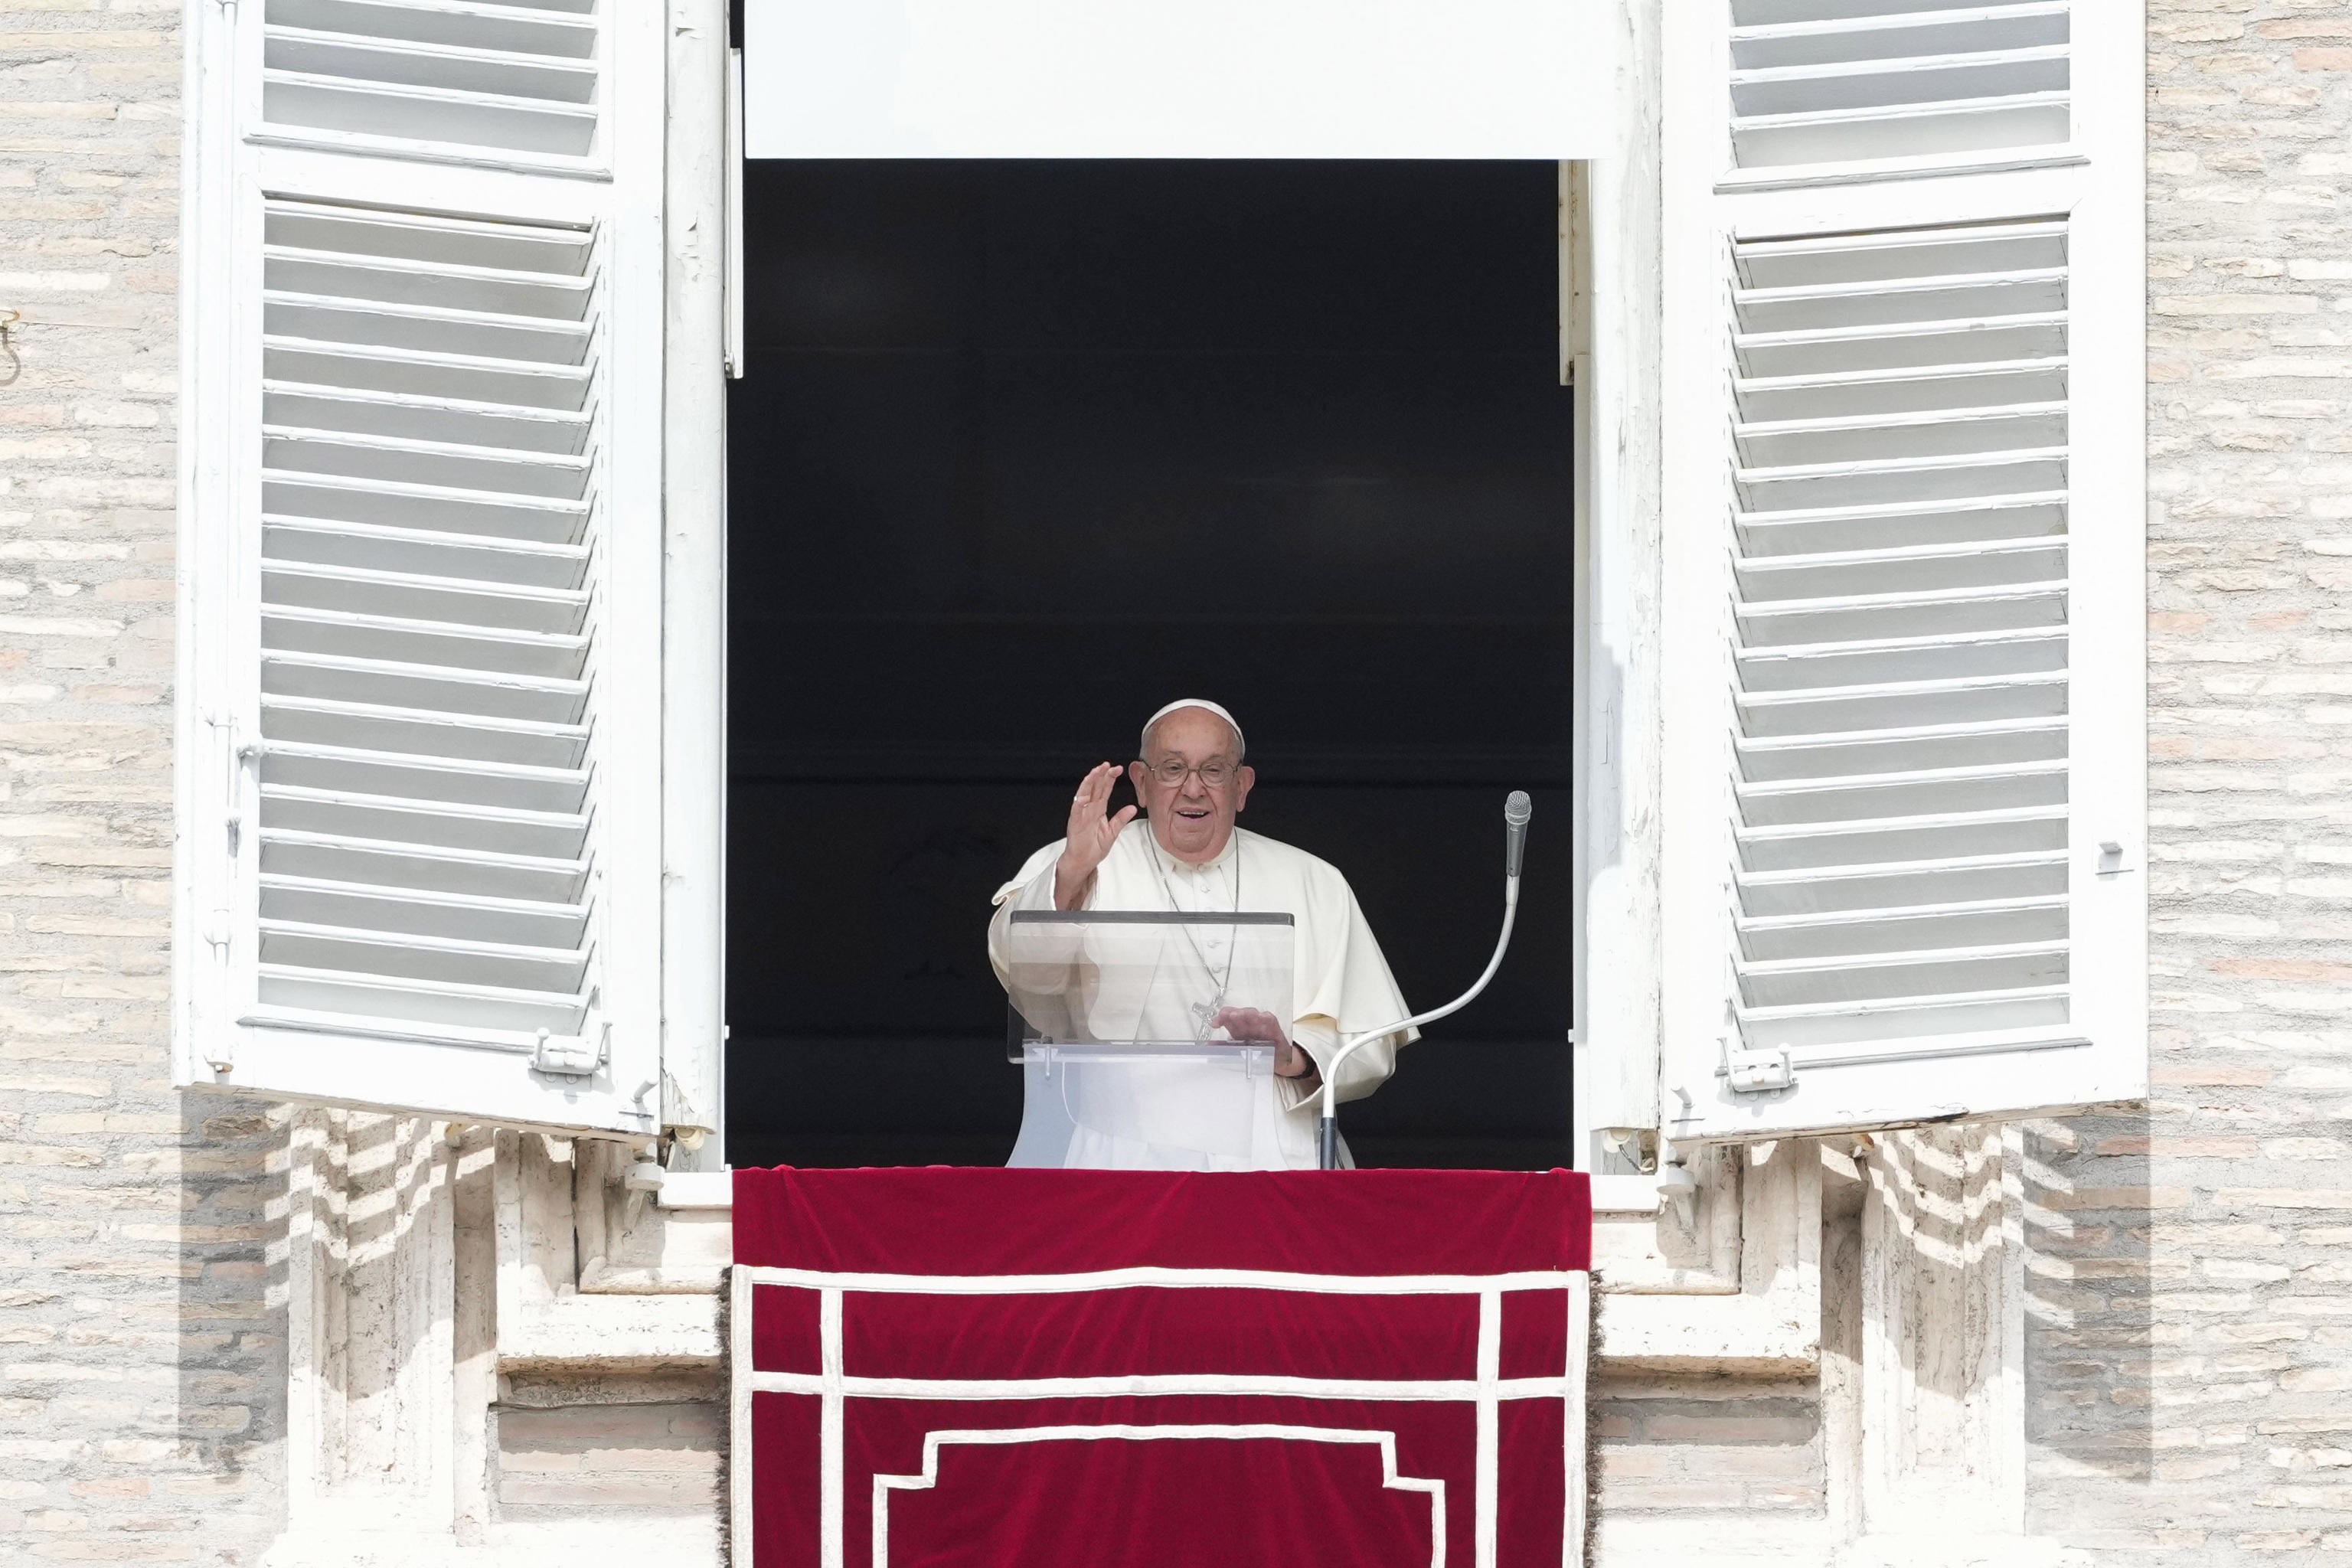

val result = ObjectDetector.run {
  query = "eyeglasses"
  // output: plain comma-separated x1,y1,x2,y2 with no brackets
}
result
1142,759,1236,790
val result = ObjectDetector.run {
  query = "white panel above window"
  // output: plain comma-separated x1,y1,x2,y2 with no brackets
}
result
1657,0,2144,1142
742,0,1617,158
177,0,667,1134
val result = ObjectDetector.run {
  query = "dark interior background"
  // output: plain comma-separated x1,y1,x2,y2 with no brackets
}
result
724,160,1573,1168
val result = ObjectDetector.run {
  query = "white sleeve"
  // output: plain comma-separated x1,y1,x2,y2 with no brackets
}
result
988,839,1078,993
992,838,1068,910
1274,1014,1397,1113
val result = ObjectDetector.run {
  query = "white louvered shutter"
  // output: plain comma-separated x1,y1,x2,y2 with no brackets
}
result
1658,1,2145,1142
175,0,666,1133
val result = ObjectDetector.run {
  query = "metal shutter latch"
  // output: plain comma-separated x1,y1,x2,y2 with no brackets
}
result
533,1021,609,1078
1719,1037,1795,1095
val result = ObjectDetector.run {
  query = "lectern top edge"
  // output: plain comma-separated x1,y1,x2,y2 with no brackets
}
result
1008,910,1295,927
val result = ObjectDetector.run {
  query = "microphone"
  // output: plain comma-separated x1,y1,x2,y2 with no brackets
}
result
1317,788,1534,1168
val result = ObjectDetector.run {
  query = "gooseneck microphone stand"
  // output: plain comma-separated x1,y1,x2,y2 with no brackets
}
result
1315,792,1531,1170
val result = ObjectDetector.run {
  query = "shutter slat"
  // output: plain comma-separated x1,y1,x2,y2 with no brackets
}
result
1736,939,2067,1007
260,694,590,769
1736,580,2067,648
1736,493,2067,556
1732,47,2068,116
263,606,590,679
1737,404,2068,466
260,559,590,632
266,203,594,272
1736,803,2069,872
1735,758,2066,826
1738,539,2066,599
1736,452,2068,512
270,0,596,59
1736,318,2067,378
1730,4,2069,64
263,654,588,727
256,966,587,1034
1735,0,2053,25
263,475,587,544
1737,894,2066,960
265,294,592,363
1736,999,2074,1052
263,386,591,454
260,786,588,858
1736,714,2067,778
1736,358,2067,420
1734,221,2066,283
260,746,588,817
1736,849,2069,916
263,431,592,500
261,518,591,589
266,340,591,411
1731,103,2073,177
266,28,599,106
260,874,587,946
1724,2,2071,172
263,73,598,158
1741,675,2066,739
1740,626,2069,680
262,828,589,900
265,243,593,318
260,920,589,989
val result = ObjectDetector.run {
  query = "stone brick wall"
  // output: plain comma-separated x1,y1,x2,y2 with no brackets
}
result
5,2,2350,1564
2020,2,2352,1560
0,5,288,1563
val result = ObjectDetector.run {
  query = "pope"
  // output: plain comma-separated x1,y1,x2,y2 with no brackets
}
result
988,699,1414,1169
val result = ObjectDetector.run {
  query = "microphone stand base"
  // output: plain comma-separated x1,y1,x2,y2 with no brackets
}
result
1317,1116,1339,1171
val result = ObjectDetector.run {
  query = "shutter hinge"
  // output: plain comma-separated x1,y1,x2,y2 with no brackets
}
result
196,913,234,1073
1718,1037,1795,1095
532,1021,609,1078
203,711,247,853
198,944,235,1073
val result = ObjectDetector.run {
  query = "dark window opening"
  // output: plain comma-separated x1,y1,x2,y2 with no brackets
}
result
726,160,1573,1168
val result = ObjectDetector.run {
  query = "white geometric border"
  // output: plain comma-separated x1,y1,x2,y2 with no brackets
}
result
730,1264,1591,1568
870,1424,1447,1568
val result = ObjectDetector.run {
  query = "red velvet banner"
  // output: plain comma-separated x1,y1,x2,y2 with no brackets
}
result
731,1168,1591,1568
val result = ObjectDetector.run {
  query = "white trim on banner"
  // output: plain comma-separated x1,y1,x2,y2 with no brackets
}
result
873,1426,1449,1568
730,1263,1591,1568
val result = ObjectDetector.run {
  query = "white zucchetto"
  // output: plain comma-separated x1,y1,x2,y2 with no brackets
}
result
1140,698,1245,759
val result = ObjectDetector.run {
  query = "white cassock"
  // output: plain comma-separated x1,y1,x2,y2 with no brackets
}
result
988,818,1414,1170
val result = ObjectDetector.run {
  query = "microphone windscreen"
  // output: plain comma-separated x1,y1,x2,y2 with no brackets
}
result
1504,790,1532,828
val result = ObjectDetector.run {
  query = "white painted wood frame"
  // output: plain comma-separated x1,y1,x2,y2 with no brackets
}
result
663,0,731,1153
1655,0,2148,1142
1568,0,1668,1176
175,0,671,1134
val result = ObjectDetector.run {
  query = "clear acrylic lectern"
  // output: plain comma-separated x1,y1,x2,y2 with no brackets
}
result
1000,910,1298,1170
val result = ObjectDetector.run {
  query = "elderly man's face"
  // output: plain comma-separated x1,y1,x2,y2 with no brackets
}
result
1129,707,1255,865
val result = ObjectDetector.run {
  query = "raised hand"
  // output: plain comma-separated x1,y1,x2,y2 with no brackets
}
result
1054,763,1138,910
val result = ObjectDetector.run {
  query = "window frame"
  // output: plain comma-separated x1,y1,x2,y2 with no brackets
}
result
172,0,681,1137
1644,0,2148,1144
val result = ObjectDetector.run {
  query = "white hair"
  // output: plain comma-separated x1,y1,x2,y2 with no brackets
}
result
1140,698,1246,762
